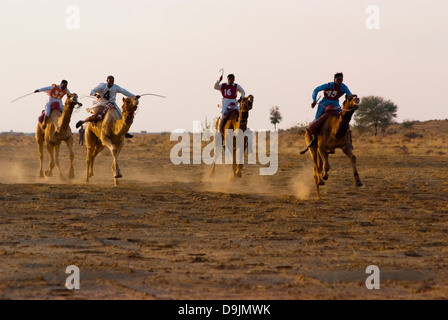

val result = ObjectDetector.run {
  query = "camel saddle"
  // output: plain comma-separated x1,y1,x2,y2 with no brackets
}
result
220,106,239,135
38,102,61,123
308,105,339,136
94,103,115,122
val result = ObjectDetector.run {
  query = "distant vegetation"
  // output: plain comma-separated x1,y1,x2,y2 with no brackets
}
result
400,120,417,129
269,106,282,130
354,96,398,136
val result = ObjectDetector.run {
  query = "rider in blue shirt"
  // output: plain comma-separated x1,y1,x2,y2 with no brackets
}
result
307,72,352,147
311,72,352,121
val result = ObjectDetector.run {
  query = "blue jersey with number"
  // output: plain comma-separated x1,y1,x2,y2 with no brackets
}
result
312,82,352,107
311,82,352,121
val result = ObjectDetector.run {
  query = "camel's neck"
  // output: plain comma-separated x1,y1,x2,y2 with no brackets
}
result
238,109,250,131
115,109,136,136
336,108,355,137
58,100,76,133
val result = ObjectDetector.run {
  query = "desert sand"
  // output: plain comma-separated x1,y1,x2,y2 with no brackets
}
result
0,120,447,300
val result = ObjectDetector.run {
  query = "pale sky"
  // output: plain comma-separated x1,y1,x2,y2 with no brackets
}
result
1,0,447,133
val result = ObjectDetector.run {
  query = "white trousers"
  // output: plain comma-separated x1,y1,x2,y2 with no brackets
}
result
88,101,122,118
221,98,239,117
44,97,63,116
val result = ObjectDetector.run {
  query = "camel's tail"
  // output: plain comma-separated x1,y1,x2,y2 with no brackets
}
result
300,147,309,155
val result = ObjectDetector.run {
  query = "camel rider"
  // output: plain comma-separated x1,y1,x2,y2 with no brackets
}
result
214,73,245,134
75,75,140,138
35,80,70,129
307,72,352,147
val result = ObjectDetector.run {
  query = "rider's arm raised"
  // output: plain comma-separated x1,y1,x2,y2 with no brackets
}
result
214,81,222,91
115,85,136,98
37,86,54,94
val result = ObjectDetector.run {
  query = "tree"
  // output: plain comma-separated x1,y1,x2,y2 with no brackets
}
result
201,116,213,141
269,106,282,130
354,96,398,136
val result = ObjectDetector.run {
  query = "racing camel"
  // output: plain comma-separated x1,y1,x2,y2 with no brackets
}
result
300,94,363,199
210,95,254,178
84,97,139,186
36,93,82,179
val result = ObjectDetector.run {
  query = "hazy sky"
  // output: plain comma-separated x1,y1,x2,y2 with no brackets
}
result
1,0,447,133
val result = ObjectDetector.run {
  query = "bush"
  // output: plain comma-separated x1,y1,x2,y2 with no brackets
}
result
401,120,416,129
404,132,423,139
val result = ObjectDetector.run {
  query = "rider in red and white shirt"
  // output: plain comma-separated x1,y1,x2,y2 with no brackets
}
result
214,73,245,133
34,80,70,128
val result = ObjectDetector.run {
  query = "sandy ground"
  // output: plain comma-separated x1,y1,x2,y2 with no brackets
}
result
0,120,448,300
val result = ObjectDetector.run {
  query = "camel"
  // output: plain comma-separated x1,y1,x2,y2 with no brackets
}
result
300,94,363,199
35,93,82,179
84,97,139,186
210,95,254,178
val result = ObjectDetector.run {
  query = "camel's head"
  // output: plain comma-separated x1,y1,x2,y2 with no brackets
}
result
342,94,359,112
66,93,82,109
122,96,139,115
239,95,254,112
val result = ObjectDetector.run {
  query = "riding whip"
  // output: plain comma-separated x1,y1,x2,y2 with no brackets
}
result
11,92,35,103
80,94,96,100
139,93,166,98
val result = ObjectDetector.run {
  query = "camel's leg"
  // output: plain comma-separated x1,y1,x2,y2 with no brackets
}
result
316,154,325,186
89,150,96,179
112,146,122,187
308,146,322,199
86,148,93,183
54,144,65,180
85,144,100,182
45,142,55,177
114,142,124,187
318,145,330,181
313,174,321,200
91,145,102,177
228,143,241,179
231,163,237,178
111,144,123,187
85,151,91,183
115,142,124,179
232,145,237,178
85,128,101,183
36,127,45,178
210,130,218,177
235,164,243,178
102,137,122,186
65,137,75,179
305,131,323,199
343,147,363,187
234,138,246,178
